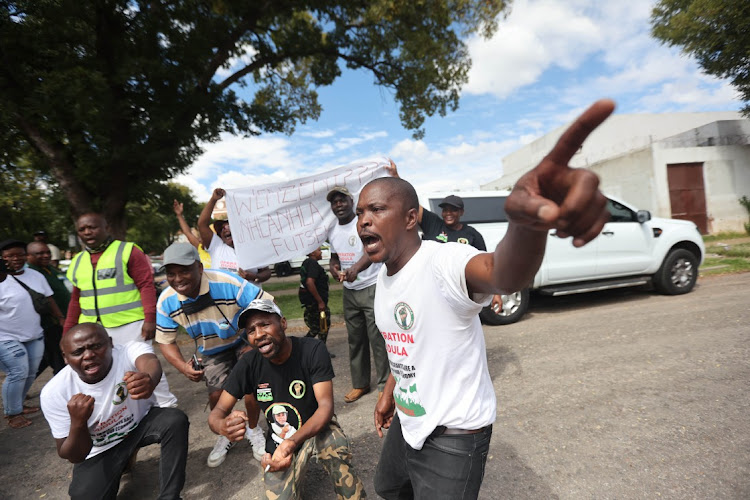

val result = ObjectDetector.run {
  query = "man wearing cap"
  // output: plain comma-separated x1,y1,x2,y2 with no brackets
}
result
155,242,273,468
197,188,271,284
33,231,62,267
327,186,389,403
63,213,177,409
208,299,366,499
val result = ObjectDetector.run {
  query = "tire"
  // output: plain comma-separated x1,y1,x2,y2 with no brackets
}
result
479,288,530,326
274,261,293,277
653,249,698,295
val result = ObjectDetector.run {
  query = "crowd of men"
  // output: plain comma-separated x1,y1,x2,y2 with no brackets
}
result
1,99,616,499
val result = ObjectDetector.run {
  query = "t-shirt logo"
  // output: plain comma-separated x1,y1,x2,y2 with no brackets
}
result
394,302,414,330
257,387,273,402
348,235,357,246
113,382,128,405
436,233,448,243
457,237,469,245
289,380,306,399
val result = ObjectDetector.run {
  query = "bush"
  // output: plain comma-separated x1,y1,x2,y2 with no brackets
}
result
740,196,750,235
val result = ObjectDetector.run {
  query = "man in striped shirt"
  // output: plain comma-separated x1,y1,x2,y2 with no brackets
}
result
155,243,274,468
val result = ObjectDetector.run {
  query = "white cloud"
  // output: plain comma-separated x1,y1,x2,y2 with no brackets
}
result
299,129,336,138
465,0,603,98
389,137,520,194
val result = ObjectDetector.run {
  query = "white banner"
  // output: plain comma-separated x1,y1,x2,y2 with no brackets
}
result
225,157,390,270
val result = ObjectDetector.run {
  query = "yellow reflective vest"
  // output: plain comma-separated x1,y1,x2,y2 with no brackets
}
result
66,240,144,327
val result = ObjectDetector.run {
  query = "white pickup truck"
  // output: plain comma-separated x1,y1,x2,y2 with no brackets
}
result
421,191,705,325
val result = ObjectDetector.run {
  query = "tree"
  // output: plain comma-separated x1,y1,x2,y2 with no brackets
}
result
0,0,506,237
0,155,73,249
126,182,204,255
651,0,750,115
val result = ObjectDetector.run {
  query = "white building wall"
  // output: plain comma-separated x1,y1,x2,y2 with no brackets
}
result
482,111,742,191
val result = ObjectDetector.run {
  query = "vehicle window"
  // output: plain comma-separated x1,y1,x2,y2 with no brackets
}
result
428,196,509,224
607,199,636,223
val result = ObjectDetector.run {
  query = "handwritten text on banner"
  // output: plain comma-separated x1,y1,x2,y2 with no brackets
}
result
225,158,389,269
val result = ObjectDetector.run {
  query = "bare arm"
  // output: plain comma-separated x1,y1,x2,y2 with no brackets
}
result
56,394,95,463
328,253,342,282
208,390,247,441
238,266,272,284
374,373,396,438
262,380,334,472
198,188,224,248
466,100,615,296
305,277,326,311
123,353,162,400
343,252,373,282
47,296,65,325
173,200,201,248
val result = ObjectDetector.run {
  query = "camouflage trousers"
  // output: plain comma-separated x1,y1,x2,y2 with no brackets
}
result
303,304,330,344
264,416,366,500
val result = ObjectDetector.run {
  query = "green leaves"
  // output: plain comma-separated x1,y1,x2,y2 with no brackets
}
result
1,0,508,232
651,0,750,115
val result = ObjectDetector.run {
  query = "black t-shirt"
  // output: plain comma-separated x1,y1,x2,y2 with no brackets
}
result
299,257,329,305
420,209,487,250
223,336,334,453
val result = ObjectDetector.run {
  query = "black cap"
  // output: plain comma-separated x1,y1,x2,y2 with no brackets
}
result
0,239,26,252
438,195,464,210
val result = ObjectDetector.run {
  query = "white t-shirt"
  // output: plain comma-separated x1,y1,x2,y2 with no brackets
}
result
328,218,381,290
0,269,53,342
40,342,157,460
374,240,496,450
207,234,262,275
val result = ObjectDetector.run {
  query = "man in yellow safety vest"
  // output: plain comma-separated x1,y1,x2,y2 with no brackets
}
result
64,213,177,408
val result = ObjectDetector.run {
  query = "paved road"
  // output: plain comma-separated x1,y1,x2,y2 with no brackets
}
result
1,273,748,499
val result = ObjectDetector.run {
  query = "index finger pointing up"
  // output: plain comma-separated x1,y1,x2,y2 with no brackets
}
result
544,99,616,166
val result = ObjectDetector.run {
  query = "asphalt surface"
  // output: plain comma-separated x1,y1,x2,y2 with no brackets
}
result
1,272,748,499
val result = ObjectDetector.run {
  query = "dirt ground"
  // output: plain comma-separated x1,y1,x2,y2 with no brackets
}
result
1,272,748,499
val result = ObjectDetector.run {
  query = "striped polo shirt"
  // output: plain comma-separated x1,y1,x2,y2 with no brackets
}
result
155,269,273,356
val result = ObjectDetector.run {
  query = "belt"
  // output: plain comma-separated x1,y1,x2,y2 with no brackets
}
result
432,425,488,437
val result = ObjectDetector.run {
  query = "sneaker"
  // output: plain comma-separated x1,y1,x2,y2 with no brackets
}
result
207,435,235,468
245,426,266,462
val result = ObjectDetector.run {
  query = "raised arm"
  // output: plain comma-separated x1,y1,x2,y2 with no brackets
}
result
262,380,334,472
198,188,225,248
123,352,162,400
173,200,201,248
466,99,616,296
56,394,95,463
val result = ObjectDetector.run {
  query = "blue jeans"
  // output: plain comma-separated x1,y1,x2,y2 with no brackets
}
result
0,336,45,416
374,414,492,500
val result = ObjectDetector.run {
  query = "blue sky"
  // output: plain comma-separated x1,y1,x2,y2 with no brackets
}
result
176,0,741,202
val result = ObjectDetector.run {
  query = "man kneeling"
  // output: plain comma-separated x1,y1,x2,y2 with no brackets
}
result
208,299,366,499
41,323,189,500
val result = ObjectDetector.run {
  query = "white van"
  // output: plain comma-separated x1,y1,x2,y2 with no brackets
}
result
420,191,705,325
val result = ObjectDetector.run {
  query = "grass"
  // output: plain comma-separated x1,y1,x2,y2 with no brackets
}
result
275,289,344,320
702,231,748,243
700,233,750,276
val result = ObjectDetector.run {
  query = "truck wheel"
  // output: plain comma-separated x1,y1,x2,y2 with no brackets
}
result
479,288,530,326
653,249,698,295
